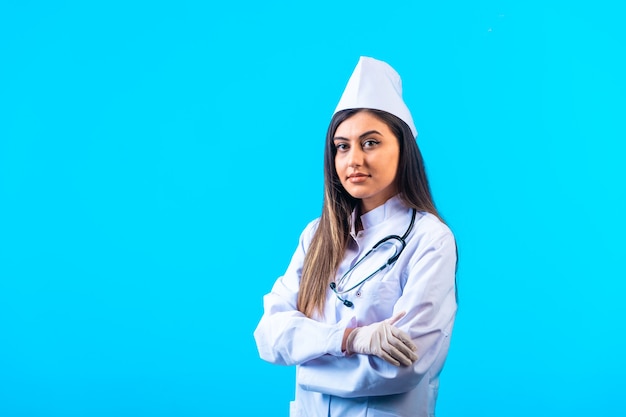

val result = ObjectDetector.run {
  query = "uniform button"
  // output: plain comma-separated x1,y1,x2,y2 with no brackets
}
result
356,290,362,298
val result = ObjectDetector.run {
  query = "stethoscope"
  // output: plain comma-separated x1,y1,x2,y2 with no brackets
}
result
330,209,417,308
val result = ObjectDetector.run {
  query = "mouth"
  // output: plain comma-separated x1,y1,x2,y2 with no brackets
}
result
347,173,370,183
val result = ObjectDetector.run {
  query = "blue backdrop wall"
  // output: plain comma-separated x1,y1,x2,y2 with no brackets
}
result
1,1,624,416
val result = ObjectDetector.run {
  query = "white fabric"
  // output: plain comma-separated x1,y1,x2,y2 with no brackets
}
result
254,196,457,417
334,56,418,138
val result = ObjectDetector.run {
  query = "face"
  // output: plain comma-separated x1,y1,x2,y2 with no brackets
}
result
333,111,400,214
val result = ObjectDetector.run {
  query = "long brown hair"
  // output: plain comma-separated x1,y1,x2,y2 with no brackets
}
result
297,109,443,318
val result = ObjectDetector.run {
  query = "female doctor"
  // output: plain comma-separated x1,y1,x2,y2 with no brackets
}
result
254,57,457,417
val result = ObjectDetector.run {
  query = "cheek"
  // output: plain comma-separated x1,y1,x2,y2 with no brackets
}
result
334,155,343,174
382,154,400,181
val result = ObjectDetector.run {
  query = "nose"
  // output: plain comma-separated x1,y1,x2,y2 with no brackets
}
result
347,146,364,168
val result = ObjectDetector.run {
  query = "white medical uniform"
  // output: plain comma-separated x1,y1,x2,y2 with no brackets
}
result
254,196,457,417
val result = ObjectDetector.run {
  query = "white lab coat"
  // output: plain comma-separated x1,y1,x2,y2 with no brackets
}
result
254,196,457,417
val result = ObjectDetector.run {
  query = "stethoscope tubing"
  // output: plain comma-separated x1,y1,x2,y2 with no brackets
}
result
331,209,417,296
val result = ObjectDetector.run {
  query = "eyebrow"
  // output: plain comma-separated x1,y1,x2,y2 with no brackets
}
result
333,130,383,141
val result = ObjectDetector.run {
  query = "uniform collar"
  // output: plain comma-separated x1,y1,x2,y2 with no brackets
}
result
351,195,407,234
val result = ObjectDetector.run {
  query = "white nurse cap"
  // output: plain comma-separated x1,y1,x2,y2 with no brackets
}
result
334,56,417,138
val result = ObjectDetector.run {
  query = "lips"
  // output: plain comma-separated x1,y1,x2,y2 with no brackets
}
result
347,173,370,183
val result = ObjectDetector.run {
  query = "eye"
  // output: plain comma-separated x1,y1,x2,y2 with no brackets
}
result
334,142,349,152
363,139,380,148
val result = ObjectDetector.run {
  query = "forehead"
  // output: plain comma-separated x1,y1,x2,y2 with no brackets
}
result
334,111,393,138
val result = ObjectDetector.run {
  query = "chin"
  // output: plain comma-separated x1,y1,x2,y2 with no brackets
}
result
343,189,370,200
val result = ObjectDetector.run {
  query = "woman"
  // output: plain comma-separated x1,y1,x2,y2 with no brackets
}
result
254,57,457,417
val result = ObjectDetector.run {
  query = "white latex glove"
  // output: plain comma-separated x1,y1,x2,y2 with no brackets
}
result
345,311,418,367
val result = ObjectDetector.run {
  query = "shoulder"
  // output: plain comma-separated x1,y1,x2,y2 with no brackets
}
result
413,211,455,247
404,211,457,270
298,217,321,251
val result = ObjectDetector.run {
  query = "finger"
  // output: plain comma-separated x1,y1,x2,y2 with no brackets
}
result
389,328,418,362
387,337,418,364
386,311,407,326
390,327,417,352
382,343,413,366
380,326,413,365
393,340,418,363
379,350,401,367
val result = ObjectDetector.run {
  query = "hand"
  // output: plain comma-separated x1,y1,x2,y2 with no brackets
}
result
345,311,418,366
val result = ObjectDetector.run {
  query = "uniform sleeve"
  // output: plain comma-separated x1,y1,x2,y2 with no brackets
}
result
253,221,355,366
296,229,457,397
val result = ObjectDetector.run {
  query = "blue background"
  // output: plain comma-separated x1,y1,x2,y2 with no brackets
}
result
1,1,624,416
